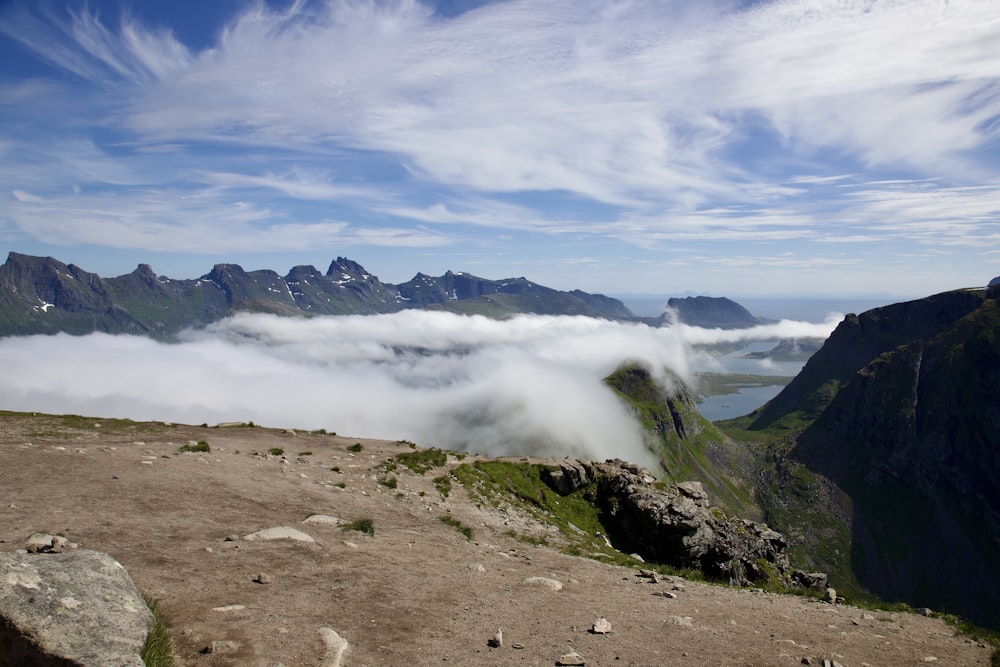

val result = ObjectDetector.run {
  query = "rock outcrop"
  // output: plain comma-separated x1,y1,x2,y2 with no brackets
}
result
542,459,794,587
0,549,153,666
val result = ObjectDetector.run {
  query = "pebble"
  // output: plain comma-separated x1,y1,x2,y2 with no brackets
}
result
590,617,612,634
254,572,272,584
556,650,586,666
487,629,502,648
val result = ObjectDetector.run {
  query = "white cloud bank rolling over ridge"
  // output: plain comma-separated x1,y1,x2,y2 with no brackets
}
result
0,311,839,467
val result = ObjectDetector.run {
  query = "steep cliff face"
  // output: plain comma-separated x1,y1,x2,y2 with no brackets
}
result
750,289,985,429
741,287,1000,628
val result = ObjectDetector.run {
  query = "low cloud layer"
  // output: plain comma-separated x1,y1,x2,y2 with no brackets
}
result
0,311,839,465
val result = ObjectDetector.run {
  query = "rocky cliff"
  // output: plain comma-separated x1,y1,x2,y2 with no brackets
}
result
735,285,1000,629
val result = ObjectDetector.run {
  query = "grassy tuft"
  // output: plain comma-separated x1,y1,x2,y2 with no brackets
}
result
140,595,174,667
268,447,284,456
439,514,474,540
177,440,210,453
347,443,364,453
394,448,448,474
433,475,452,498
342,518,374,536
377,475,398,489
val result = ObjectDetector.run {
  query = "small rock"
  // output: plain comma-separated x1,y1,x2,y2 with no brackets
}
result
672,583,686,592
302,514,345,526
822,588,837,604
487,629,502,648
660,591,678,599
243,527,315,543
590,617,612,634
523,576,562,592
666,616,694,627
319,628,349,667
557,650,586,666
512,643,524,650
202,640,241,654
254,572,272,584
923,658,938,663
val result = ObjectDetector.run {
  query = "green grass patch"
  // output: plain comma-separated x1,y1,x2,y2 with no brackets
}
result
299,451,312,456
268,447,284,456
450,460,631,563
140,595,174,667
433,475,452,498
342,518,374,536
377,475,398,489
439,514,474,540
347,443,364,453
177,440,210,453
394,448,448,474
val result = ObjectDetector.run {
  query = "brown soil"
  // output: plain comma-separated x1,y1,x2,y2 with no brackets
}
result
1,413,993,667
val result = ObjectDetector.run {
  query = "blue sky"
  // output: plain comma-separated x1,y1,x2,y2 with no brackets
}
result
1,0,998,298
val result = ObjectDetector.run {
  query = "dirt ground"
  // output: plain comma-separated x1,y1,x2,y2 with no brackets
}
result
0,413,994,667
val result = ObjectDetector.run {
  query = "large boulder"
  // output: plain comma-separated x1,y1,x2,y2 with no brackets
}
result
0,549,153,666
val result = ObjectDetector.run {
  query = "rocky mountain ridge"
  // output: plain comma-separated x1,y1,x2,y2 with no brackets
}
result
0,252,634,338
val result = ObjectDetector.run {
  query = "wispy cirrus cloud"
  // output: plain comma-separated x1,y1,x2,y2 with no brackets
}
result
0,0,997,293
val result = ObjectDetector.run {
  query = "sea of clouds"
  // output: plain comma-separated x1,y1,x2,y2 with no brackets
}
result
0,311,839,466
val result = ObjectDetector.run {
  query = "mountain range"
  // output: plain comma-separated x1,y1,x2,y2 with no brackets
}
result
0,252,636,338
0,252,766,338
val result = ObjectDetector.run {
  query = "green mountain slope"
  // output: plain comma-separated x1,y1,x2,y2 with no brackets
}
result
721,286,1000,629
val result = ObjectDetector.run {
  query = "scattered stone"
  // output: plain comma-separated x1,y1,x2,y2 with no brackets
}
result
512,643,524,649
0,550,152,667
254,572,272,584
243,526,315,543
638,569,657,579
792,570,829,590
319,627,349,667
660,591,678,599
202,640,241,654
487,629,503,648
822,588,837,604
918,607,934,617
862,613,875,621
556,650,586,665
523,576,562,592
672,583,686,592
923,658,939,663
303,514,345,526
224,535,239,542
212,605,246,612
470,563,486,572
24,532,78,554
666,616,694,627
590,617,612,634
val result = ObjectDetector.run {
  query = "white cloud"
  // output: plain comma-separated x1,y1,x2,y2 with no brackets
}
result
0,311,839,465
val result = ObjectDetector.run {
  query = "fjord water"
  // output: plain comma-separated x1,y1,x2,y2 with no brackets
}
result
617,296,895,422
